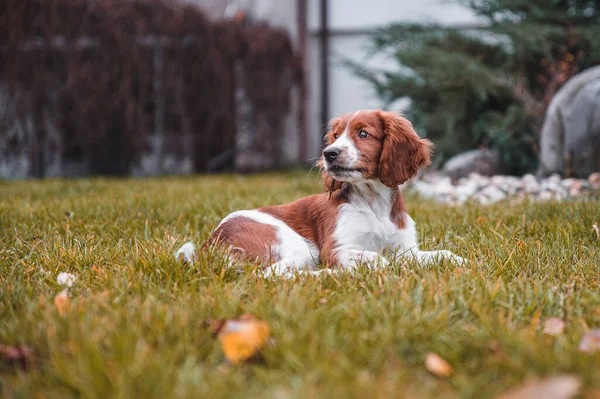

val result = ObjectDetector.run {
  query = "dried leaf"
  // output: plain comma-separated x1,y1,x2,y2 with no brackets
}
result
593,224,599,239
584,388,600,399
56,272,77,287
424,352,453,377
0,344,34,370
496,375,581,399
543,317,565,336
216,314,271,364
579,329,600,353
54,289,71,315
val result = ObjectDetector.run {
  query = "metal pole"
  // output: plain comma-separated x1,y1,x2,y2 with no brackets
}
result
296,0,308,161
319,0,329,138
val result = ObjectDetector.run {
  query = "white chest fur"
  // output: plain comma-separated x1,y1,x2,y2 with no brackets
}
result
332,182,419,255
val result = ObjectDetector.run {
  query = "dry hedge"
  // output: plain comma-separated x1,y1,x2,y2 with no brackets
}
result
0,0,301,176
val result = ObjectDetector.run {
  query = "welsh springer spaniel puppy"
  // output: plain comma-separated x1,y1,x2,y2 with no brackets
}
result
176,110,466,276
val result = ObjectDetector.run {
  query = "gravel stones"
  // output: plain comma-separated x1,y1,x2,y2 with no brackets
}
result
408,173,599,204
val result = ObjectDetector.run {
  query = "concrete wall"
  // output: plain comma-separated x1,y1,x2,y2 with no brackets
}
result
188,0,483,163
306,0,484,158
188,0,302,165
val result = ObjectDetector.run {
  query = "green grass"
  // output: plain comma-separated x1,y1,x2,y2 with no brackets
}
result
1,170,600,398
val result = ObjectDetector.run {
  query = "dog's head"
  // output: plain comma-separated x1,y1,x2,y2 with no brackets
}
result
320,110,432,191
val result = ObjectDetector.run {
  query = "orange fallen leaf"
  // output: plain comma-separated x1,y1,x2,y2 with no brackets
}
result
543,317,565,336
496,375,581,399
579,329,600,353
54,289,70,315
425,352,453,377
214,315,271,365
585,388,600,399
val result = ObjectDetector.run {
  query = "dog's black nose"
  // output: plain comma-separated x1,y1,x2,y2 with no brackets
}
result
323,148,340,162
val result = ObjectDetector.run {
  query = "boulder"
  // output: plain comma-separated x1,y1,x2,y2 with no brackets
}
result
442,149,505,178
538,66,600,178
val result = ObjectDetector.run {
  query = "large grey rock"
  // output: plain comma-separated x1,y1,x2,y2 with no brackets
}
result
538,66,600,178
442,149,505,178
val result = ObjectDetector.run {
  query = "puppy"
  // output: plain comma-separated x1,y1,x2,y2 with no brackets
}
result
177,110,465,276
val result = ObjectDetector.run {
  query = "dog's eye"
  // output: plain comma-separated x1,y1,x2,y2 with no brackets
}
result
333,133,338,139
358,130,369,139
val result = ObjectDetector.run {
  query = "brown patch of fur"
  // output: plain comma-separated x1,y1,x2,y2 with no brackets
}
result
391,188,407,229
259,191,348,266
206,216,280,264
344,112,386,179
377,111,432,187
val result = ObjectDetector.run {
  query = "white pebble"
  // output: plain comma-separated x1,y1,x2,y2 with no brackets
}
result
479,185,507,203
548,174,562,185
409,171,596,205
537,191,553,201
454,182,478,203
56,272,77,287
589,172,600,190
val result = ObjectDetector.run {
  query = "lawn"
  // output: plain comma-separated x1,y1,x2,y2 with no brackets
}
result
1,170,600,398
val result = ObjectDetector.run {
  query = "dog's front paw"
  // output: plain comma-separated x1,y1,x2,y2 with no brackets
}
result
361,252,390,268
256,263,331,279
441,251,468,266
338,250,390,271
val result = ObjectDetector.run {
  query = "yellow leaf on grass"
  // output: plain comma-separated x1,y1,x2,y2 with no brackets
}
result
217,315,271,365
496,375,581,399
425,352,453,377
54,289,70,315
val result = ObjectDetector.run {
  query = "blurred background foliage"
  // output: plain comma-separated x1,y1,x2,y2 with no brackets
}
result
346,0,600,174
0,0,300,177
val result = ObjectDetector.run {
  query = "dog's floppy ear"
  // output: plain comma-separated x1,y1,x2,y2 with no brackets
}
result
321,117,343,193
378,111,432,187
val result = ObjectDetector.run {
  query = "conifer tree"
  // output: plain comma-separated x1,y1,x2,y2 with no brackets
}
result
349,0,600,173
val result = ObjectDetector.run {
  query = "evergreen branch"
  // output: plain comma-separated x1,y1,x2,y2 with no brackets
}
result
489,74,544,121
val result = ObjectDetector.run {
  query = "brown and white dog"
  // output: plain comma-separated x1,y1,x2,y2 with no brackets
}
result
176,110,466,277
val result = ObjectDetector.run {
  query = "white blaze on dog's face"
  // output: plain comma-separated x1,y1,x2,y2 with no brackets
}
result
321,110,433,187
